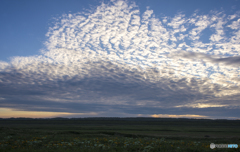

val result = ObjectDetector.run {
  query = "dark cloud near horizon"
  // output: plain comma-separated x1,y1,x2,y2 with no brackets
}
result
0,59,239,119
1,98,240,118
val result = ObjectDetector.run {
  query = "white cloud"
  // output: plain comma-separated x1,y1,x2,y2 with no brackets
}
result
168,14,186,29
227,18,240,30
0,61,9,71
189,15,211,40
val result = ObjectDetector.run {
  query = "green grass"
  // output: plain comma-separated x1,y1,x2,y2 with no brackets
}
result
0,118,239,151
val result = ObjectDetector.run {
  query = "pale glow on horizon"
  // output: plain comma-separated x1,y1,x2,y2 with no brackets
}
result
0,108,98,118
151,114,208,118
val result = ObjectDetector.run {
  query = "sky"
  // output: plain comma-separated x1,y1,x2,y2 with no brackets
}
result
0,0,240,119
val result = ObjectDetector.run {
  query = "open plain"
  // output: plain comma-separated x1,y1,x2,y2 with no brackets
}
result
0,117,239,152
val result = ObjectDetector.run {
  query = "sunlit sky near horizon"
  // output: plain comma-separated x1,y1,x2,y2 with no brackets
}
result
1,0,240,119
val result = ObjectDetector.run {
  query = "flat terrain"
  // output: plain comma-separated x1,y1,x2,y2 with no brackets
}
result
0,117,239,151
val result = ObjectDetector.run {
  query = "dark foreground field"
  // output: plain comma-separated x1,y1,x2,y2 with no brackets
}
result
0,117,239,152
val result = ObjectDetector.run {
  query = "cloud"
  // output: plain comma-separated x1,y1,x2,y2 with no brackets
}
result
0,0,240,119
0,58,239,118
227,18,240,30
169,51,240,67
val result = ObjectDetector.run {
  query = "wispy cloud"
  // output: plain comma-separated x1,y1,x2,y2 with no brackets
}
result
0,0,240,119
169,51,240,66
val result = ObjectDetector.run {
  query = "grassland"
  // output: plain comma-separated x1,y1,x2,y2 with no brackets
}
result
0,117,239,151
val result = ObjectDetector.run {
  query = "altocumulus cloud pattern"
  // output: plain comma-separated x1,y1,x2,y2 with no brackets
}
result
0,0,240,119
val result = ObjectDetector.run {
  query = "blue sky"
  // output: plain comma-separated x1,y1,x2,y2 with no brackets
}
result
0,0,240,119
